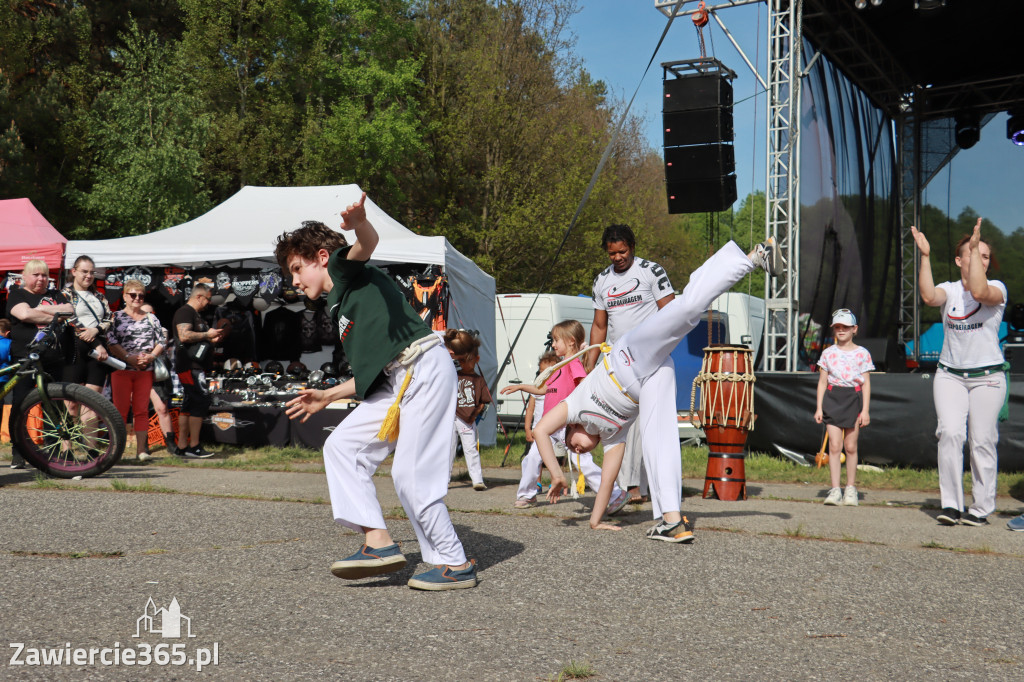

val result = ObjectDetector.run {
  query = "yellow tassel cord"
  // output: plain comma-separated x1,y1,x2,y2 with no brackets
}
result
575,452,586,495
377,366,415,442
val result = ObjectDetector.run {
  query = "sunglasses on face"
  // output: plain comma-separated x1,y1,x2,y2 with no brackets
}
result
126,292,144,300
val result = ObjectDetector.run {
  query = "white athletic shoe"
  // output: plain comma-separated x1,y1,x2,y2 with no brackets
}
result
843,485,859,506
823,487,843,506
752,237,784,278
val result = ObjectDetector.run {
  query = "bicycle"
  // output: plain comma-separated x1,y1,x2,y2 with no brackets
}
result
2,314,126,478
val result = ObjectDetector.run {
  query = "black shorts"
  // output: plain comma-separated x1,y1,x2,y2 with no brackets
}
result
64,356,109,387
822,385,863,429
178,369,212,418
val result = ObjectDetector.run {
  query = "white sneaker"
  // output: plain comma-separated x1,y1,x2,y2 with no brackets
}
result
843,485,859,506
823,487,843,506
473,482,487,491
752,237,784,278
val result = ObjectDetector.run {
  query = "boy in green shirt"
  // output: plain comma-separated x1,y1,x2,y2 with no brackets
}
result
276,192,477,591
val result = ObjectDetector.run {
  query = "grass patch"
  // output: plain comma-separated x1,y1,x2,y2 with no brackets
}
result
783,523,809,538
157,445,322,471
27,473,73,489
551,660,597,680
109,478,174,493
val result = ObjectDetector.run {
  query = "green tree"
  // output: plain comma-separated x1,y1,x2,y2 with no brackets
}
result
71,21,211,237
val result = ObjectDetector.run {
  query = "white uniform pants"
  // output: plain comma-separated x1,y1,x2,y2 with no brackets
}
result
451,417,484,486
611,241,754,519
517,437,624,501
934,367,1004,518
616,414,650,495
322,343,467,566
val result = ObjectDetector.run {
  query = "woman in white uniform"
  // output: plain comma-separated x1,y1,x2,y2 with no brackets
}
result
911,219,1007,527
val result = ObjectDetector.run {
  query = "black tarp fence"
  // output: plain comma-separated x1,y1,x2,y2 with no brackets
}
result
749,373,1024,472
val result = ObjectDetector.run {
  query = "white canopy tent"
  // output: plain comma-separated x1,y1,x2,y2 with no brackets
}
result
66,185,498,444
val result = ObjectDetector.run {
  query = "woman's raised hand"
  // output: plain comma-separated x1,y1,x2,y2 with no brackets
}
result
909,225,930,257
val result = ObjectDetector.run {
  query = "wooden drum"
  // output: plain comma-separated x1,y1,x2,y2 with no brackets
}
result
692,344,755,500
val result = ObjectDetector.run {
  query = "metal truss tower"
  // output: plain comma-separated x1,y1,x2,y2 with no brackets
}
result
656,0,801,371
763,0,801,371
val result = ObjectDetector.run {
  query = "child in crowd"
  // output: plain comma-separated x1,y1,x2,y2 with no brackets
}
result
279,193,477,591
514,350,558,507
814,309,874,506
504,239,780,542
504,320,628,514
0,319,11,370
445,329,491,491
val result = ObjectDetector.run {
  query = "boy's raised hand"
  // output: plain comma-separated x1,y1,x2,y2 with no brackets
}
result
339,191,367,231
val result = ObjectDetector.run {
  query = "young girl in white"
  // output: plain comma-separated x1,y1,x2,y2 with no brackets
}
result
503,239,780,542
814,309,874,506
506,321,628,514
445,329,491,491
514,351,556,508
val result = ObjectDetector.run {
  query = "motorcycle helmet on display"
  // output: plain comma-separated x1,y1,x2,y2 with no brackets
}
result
264,360,284,375
319,361,339,379
286,361,308,380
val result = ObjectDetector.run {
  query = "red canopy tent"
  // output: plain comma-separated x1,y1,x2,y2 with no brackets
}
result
0,198,67,271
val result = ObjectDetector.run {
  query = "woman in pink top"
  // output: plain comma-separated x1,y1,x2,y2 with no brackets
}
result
507,320,628,514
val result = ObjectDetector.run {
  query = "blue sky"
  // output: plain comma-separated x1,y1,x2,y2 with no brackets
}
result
567,1,1023,233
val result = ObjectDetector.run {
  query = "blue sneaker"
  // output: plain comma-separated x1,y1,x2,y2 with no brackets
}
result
1007,514,1024,532
606,488,629,516
407,560,478,591
330,543,406,580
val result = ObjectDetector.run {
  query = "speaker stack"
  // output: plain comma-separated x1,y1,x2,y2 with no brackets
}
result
662,59,738,214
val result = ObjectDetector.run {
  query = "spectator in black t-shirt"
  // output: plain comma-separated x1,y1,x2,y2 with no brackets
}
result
171,284,225,459
6,260,73,469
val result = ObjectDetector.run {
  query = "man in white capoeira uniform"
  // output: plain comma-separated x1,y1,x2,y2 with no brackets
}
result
517,238,780,542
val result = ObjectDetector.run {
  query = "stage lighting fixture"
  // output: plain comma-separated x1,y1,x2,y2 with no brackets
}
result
1008,112,1024,146
954,113,980,150
915,0,946,10
854,0,867,8
870,0,883,5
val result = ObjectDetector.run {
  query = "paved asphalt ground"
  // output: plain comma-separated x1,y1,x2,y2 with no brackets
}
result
1,458,1023,681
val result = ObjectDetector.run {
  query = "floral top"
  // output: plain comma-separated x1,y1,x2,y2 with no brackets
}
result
817,344,875,388
107,311,164,359
61,285,112,333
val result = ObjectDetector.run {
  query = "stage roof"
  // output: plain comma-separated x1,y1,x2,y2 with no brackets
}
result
802,0,1024,121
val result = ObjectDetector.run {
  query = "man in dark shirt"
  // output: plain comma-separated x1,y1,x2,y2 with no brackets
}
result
276,193,476,591
172,284,225,458
6,260,73,468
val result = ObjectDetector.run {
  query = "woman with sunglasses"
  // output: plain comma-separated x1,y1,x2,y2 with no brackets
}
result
106,280,166,461
911,219,1006,527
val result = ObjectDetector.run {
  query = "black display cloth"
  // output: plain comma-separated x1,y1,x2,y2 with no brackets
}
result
749,372,1024,471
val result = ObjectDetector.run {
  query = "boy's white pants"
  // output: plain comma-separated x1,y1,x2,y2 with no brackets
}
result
610,241,754,520
934,368,1004,518
322,343,467,566
451,417,484,486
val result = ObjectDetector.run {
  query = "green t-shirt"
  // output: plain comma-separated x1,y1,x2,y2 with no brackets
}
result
326,246,432,399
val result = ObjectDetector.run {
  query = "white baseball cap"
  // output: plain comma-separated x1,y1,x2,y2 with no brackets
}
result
831,308,857,327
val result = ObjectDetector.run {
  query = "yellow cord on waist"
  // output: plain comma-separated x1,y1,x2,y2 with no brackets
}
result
377,366,414,442
602,353,638,404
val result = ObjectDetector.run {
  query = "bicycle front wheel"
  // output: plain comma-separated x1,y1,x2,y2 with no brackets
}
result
13,382,127,478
